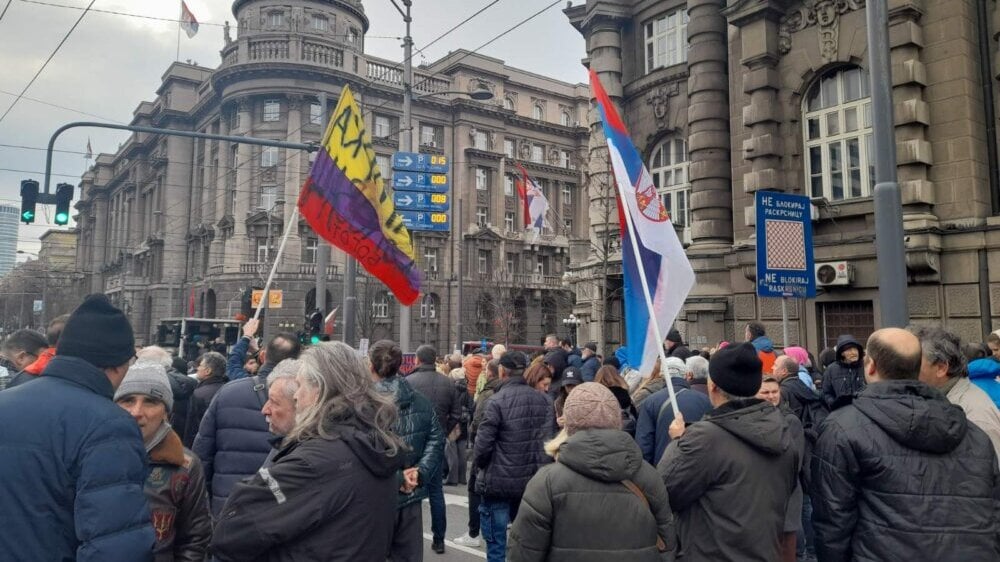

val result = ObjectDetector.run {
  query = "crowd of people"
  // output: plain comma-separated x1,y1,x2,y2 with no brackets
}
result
2,296,1000,561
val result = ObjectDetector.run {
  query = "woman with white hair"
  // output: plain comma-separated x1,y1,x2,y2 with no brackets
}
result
211,342,406,561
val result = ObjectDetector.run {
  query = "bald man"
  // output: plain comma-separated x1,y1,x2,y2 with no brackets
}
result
811,328,1000,562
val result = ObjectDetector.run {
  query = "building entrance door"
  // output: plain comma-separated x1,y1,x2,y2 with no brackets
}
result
818,301,875,351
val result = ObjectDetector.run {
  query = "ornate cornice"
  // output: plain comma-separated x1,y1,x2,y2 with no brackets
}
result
779,0,866,64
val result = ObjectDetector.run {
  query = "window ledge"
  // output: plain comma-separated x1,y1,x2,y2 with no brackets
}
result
815,196,874,221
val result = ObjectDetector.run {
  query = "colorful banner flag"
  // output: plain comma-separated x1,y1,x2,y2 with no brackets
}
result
514,162,549,243
298,86,421,305
180,1,199,38
590,69,695,376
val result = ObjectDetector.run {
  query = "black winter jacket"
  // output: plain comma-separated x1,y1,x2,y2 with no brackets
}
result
811,380,1000,562
474,375,556,499
167,368,197,445
821,335,866,410
407,364,461,434
658,399,800,561
183,374,228,447
471,376,500,442
212,423,403,562
144,427,212,562
375,375,445,508
509,429,675,562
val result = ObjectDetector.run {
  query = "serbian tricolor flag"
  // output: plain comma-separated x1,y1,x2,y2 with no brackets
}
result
513,162,549,243
591,69,695,375
180,1,199,38
298,86,421,305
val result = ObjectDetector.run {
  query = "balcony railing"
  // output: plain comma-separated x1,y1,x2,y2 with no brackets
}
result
297,264,341,277
365,59,451,95
220,36,345,71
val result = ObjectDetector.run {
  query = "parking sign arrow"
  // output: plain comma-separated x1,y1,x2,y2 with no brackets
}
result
397,175,413,187
398,155,412,167
398,194,413,206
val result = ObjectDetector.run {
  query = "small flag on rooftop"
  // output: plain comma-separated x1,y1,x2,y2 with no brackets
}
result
180,1,199,38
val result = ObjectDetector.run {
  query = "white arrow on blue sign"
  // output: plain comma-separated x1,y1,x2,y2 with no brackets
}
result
398,210,450,232
393,191,450,212
392,151,450,173
392,171,449,193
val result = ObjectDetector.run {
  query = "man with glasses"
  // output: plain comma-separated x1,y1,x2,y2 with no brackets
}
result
1,329,49,390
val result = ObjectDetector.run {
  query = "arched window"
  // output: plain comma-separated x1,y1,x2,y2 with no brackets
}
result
532,104,544,121
649,136,690,227
503,96,515,111
560,111,571,126
420,293,438,319
803,67,873,201
373,293,389,318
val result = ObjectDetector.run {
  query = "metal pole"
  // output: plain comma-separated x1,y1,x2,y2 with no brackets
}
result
781,297,789,348
315,94,329,317
455,195,463,352
398,0,414,352
866,0,909,327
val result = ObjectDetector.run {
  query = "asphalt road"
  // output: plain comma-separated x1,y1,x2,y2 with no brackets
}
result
419,483,486,561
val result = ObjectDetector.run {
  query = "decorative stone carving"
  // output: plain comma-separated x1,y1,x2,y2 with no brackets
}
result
778,0,865,63
224,21,232,45
286,94,304,111
236,97,251,113
645,82,680,130
518,138,531,160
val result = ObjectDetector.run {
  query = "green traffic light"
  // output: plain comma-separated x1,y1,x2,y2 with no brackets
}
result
21,211,34,221
55,212,69,224
310,335,321,344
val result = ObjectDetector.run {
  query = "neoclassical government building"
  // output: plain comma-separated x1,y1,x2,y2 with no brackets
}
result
74,0,590,348
566,0,1000,352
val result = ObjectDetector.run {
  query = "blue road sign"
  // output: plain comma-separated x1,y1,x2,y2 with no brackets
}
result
755,191,816,299
398,210,450,232
393,191,450,212
392,152,450,173
391,171,449,193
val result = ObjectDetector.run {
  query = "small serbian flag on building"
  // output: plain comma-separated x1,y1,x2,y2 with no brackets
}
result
591,68,695,376
298,85,421,305
514,162,549,243
180,1,199,38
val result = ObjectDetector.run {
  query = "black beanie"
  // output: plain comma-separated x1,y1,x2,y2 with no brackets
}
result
708,342,763,397
57,294,135,368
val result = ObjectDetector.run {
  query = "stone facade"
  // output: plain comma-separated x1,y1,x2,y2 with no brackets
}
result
74,0,589,348
567,0,1000,352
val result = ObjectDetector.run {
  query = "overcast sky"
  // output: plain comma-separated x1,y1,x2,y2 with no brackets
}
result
0,0,588,255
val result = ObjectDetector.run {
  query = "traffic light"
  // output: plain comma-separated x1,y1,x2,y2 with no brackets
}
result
54,183,73,225
307,309,323,344
19,179,38,224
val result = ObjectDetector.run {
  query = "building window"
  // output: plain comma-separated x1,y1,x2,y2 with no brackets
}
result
532,104,544,121
504,211,516,232
261,146,278,168
263,100,280,122
268,11,285,27
476,206,488,227
309,103,324,125
476,167,489,191
420,294,437,319
650,136,690,227
504,174,515,197
348,28,360,44
420,124,442,147
531,144,544,163
257,238,274,262
373,294,389,318
560,111,571,126
310,14,327,31
506,253,517,273
474,130,488,150
561,184,572,205
503,96,515,111
374,114,393,138
504,139,515,158
538,255,549,275
259,185,278,210
229,108,240,130
423,247,438,272
375,154,391,179
478,249,491,274
803,67,874,201
560,150,572,168
644,8,688,73
304,237,318,263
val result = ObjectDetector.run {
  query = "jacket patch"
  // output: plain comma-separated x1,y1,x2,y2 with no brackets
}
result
148,467,168,489
258,467,287,504
151,509,175,542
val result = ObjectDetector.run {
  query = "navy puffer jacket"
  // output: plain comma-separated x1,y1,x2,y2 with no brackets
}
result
192,374,272,516
0,355,154,561
474,375,556,499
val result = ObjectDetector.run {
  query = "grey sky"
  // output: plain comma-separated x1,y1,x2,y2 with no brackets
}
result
0,0,587,254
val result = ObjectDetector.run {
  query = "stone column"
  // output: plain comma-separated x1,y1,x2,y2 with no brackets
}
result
738,14,783,206
210,114,230,267
201,123,215,225
225,97,252,271
92,194,108,293
687,0,733,249
282,94,304,269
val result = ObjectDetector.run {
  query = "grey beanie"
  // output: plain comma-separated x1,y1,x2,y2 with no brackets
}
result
114,362,174,413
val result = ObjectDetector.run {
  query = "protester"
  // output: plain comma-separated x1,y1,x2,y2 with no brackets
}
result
406,344,459,554
0,328,50,389
562,339,583,370
658,342,800,561
183,351,228,447
369,340,445,561
578,341,600,381
463,353,485,397
211,342,405,561
966,342,1000,407
912,326,1000,457
632,356,685,407
261,359,302,467
745,321,777,375
7,314,69,388
812,328,1000,561
446,361,474,487
193,330,301,516
543,334,570,389
664,328,691,360
820,335,866,410
137,345,198,444
474,351,556,562
593,365,637,435
758,376,781,406
226,318,263,380
684,355,709,395
552,366,583,422
0,294,154,560
781,346,817,391
114,362,211,561
524,362,553,393
455,358,503,548
634,355,711,466
988,332,1000,359
508,382,675,561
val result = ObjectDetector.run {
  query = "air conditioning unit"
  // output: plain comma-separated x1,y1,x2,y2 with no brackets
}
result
815,261,854,286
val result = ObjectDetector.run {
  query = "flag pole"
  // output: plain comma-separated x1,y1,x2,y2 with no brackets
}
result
176,6,181,61
613,164,681,420
253,206,299,321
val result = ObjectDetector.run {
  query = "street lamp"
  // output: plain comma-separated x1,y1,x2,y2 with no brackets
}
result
562,313,581,347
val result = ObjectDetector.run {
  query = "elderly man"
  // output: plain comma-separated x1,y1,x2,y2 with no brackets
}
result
685,355,710,395
0,328,49,389
115,362,211,561
812,328,1000,561
0,294,154,561
912,325,1000,458
260,358,301,467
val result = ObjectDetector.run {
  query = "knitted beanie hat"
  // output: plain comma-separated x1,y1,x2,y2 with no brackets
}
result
708,342,763,397
114,362,174,413
57,294,135,368
563,382,621,435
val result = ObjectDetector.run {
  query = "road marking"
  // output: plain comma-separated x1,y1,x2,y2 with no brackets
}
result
444,491,468,507
424,533,486,558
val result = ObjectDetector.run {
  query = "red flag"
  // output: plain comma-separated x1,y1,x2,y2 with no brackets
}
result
513,162,531,227
188,289,196,316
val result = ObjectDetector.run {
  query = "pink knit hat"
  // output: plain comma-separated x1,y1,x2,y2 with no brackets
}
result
563,382,622,435
783,346,811,368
